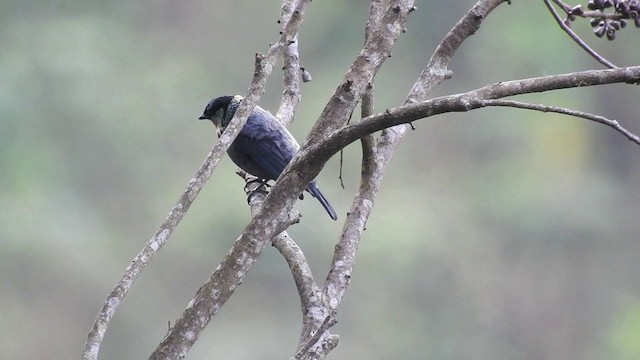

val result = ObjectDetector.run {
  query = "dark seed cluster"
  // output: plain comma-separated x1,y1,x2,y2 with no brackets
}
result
584,0,640,40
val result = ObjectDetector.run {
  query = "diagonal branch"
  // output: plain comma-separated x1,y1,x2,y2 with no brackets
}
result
303,0,416,146
81,28,293,359
481,99,640,145
543,0,617,68
365,0,387,43
407,0,505,103
272,233,322,317
321,84,379,314
146,1,314,359
293,316,338,360
239,171,318,313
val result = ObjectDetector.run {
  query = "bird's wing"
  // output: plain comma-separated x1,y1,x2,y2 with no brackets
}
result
234,111,297,180
236,135,293,180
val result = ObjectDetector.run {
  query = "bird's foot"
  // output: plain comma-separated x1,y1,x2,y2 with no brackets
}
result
245,178,271,205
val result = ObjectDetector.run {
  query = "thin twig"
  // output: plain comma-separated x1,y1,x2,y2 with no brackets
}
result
552,0,624,19
551,0,573,13
543,0,617,68
272,233,322,314
82,117,252,360
338,148,345,191
338,107,357,190
481,99,640,145
310,66,640,155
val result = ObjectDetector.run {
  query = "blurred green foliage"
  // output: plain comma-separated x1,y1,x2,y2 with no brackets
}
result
1,0,640,359
609,301,640,360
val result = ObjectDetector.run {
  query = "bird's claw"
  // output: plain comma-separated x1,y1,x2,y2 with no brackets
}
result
244,178,271,192
245,178,271,204
246,186,270,205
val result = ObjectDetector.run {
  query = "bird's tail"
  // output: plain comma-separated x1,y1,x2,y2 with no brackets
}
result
307,181,337,220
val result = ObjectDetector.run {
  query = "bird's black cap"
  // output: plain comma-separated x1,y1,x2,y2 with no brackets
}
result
199,95,234,120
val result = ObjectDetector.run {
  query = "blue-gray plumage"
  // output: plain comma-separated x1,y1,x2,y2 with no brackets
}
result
199,95,337,220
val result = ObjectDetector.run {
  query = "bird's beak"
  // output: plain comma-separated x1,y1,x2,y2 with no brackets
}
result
198,115,207,120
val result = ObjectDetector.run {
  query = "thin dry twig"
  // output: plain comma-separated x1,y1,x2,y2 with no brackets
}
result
543,0,617,68
272,233,322,314
481,99,640,145
551,0,625,19
81,81,267,360
314,66,640,154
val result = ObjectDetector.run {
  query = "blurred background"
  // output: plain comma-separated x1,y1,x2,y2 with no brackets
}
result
2,0,640,359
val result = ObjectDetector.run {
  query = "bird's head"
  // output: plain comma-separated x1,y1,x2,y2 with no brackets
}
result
198,95,243,130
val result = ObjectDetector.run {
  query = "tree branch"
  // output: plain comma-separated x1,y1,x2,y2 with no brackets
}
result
543,0,617,68
293,316,338,360
276,0,303,124
292,1,510,358
481,99,640,145
407,0,505,103
147,1,313,358
237,171,317,314
316,66,640,158
286,53,640,360
81,48,280,360
303,0,416,145
272,232,322,316
364,0,386,43
321,83,378,315
84,0,639,359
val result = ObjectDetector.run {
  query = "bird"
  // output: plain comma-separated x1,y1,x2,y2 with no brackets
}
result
198,95,337,220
